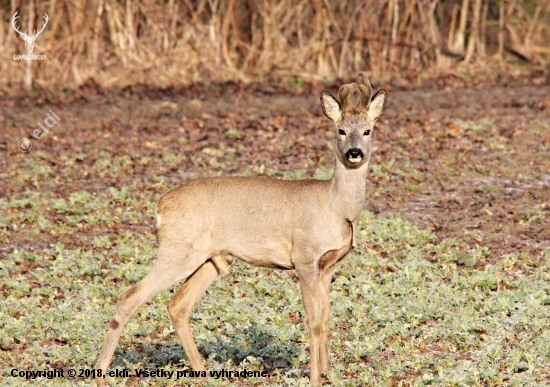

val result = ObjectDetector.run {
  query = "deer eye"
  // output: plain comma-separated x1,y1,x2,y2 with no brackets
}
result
338,129,345,136
363,130,371,136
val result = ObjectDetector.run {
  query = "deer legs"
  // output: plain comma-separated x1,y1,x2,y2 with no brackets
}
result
319,274,333,372
94,265,188,386
94,243,210,387
297,243,350,386
168,260,222,371
297,268,335,386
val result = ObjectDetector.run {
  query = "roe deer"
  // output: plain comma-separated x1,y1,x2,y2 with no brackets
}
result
94,72,388,386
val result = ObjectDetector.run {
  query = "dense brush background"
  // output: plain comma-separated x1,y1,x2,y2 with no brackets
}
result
0,0,549,90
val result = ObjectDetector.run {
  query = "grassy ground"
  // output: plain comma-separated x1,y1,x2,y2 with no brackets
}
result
1,82,549,386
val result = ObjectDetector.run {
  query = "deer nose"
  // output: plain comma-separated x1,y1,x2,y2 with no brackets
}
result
346,148,363,159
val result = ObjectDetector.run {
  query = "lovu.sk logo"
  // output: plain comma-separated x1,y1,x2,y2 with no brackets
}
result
12,10,48,60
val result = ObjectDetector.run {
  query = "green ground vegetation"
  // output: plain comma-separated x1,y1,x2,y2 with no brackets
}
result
1,172,549,386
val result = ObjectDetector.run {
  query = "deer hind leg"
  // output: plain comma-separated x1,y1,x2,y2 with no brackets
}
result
168,254,231,370
94,244,209,387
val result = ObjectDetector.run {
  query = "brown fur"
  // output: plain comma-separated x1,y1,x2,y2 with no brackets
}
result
94,73,388,387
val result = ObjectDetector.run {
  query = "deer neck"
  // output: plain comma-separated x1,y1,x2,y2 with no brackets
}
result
329,159,369,221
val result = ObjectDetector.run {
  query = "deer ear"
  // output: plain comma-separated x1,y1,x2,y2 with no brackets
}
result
320,91,342,122
368,89,388,122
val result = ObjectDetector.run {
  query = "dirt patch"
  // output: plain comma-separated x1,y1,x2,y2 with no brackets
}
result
1,83,549,261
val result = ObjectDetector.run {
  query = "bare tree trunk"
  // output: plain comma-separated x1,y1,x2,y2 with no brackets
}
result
495,0,504,60
448,4,459,49
464,0,482,63
524,3,544,57
426,0,441,66
25,0,34,91
479,0,488,57
93,0,105,62
452,0,470,54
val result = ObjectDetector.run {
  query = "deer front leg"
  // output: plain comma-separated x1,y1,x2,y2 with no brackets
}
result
297,267,330,386
316,244,351,373
319,271,334,372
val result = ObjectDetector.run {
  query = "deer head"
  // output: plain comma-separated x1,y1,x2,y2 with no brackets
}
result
12,11,49,54
320,72,388,169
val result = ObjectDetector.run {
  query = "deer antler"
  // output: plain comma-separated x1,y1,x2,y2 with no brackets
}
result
356,72,373,111
11,11,28,38
338,83,358,116
32,13,49,38
337,72,377,116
